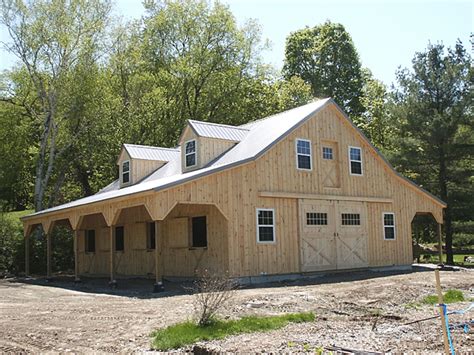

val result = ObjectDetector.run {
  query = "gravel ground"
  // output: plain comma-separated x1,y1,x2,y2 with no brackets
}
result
0,267,473,353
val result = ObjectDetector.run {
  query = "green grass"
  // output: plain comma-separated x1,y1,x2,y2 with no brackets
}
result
419,253,474,266
421,289,465,305
151,312,315,350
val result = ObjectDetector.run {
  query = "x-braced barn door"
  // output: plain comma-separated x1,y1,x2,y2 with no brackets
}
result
299,199,368,272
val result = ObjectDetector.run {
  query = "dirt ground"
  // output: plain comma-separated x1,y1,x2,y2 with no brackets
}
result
0,267,473,354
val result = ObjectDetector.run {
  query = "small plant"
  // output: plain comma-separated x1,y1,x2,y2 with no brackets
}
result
303,343,311,351
421,289,465,305
287,341,296,347
190,269,238,326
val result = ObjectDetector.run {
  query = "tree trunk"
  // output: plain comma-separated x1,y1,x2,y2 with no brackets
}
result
438,146,453,264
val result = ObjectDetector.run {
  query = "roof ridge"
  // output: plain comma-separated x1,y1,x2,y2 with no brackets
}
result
188,119,250,131
124,143,180,152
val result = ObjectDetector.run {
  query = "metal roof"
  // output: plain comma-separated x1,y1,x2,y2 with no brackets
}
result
188,120,249,142
123,144,180,161
22,98,446,220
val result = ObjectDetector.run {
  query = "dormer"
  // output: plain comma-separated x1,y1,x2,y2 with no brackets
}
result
178,120,249,172
117,144,180,188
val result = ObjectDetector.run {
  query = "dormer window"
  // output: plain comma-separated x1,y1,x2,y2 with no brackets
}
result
185,140,197,168
122,160,130,184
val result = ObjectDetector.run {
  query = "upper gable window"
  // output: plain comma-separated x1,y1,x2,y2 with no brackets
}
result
322,147,333,160
349,146,363,175
296,139,312,170
185,139,197,168
122,160,130,184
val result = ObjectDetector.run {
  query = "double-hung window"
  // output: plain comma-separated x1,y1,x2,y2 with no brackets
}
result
296,139,312,170
383,213,396,240
256,208,275,243
122,160,130,184
185,140,197,168
349,146,363,175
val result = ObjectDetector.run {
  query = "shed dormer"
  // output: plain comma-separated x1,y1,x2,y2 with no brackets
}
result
117,144,180,188
179,120,249,172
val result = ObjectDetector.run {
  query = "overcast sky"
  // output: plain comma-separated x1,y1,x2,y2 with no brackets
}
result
0,0,471,86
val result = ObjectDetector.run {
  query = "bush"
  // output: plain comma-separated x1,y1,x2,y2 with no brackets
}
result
0,212,24,275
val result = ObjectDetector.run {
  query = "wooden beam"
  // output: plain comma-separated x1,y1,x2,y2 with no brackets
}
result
437,223,443,264
154,221,161,283
73,229,80,281
46,233,52,278
109,226,115,283
259,191,393,204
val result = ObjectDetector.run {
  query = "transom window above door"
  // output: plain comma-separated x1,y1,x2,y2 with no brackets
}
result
341,213,361,226
296,139,312,170
307,212,328,225
322,147,333,160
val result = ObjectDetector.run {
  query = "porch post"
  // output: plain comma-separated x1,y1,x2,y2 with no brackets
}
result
437,223,443,264
73,229,80,282
109,225,116,286
25,233,30,276
46,232,52,279
153,221,164,292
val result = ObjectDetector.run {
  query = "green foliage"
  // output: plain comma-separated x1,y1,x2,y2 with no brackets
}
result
421,289,465,305
283,21,364,118
0,211,26,275
151,312,315,350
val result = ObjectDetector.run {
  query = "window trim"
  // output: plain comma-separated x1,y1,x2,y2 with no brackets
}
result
122,160,130,184
184,139,197,168
322,146,333,160
295,138,312,171
382,212,396,240
348,146,363,176
256,208,276,244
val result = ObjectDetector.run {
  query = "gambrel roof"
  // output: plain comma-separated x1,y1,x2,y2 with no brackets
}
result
23,98,445,220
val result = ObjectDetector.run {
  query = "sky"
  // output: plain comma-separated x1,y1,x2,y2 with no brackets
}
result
0,0,471,86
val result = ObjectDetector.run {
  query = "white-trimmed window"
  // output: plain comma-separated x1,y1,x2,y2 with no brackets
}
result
383,213,396,240
122,160,130,184
185,139,197,168
349,146,363,175
296,139,312,170
256,208,275,243
322,146,333,160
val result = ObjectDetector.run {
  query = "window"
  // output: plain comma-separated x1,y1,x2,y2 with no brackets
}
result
191,216,207,248
115,226,124,251
322,147,333,160
185,140,197,168
349,147,363,175
383,213,396,240
341,213,361,226
122,160,130,184
257,209,275,243
85,229,96,253
296,139,312,170
307,212,328,225
147,222,156,250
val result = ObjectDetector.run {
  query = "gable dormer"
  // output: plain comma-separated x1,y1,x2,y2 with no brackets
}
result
117,144,180,188
179,120,249,172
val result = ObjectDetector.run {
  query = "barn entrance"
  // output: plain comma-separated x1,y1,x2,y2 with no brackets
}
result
299,199,368,272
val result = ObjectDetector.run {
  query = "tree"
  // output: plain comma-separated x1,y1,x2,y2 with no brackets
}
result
390,41,473,264
283,21,364,118
0,0,112,211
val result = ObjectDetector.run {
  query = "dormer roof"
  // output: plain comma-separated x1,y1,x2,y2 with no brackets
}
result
181,120,249,143
119,144,180,162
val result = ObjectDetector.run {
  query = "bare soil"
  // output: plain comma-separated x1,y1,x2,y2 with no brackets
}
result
0,267,473,353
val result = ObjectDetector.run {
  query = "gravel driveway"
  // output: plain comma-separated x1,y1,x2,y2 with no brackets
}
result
0,267,473,353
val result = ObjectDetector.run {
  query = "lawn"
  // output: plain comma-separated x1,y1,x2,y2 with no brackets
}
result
151,312,315,350
420,253,474,266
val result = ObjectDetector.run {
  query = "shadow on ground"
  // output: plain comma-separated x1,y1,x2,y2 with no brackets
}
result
5,264,446,299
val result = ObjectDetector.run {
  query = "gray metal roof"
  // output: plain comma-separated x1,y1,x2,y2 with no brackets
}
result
22,98,446,220
123,144,180,161
188,120,249,141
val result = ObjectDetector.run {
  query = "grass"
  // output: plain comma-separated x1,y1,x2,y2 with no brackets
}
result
151,312,315,350
421,289,465,305
419,253,474,266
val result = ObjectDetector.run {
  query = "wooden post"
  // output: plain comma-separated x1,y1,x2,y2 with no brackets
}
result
435,269,450,354
73,229,80,282
25,233,30,276
109,226,115,284
46,232,52,279
437,223,443,264
155,221,160,283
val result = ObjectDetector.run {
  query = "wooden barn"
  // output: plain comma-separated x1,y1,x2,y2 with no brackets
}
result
21,98,446,285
